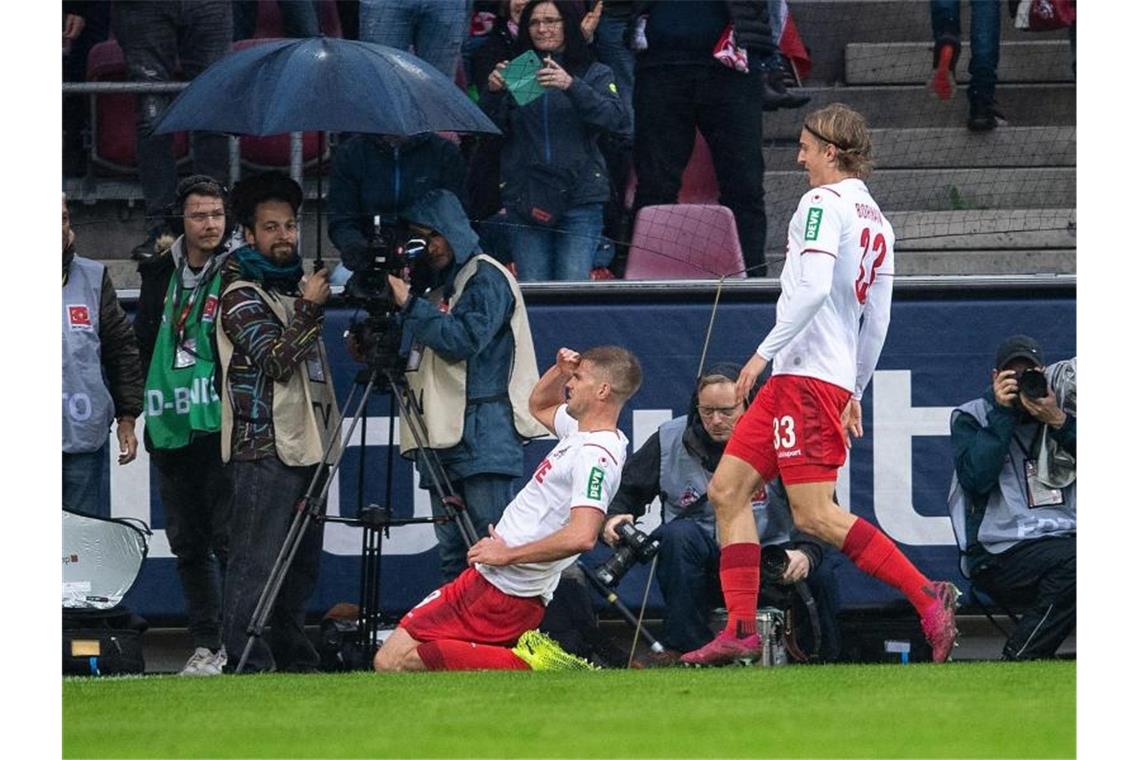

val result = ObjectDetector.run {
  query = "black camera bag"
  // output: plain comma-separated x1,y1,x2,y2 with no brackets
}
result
62,606,148,676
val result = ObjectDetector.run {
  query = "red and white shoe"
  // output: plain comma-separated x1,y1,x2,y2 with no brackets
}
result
679,633,762,667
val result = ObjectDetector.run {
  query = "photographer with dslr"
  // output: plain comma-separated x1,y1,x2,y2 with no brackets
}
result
217,172,338,674
380,189,547,582
948,335,1076,660
605,365,840,665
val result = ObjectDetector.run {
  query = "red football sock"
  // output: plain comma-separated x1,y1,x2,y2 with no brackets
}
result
417,640,530,671
720,543,761,638
841,516,934,613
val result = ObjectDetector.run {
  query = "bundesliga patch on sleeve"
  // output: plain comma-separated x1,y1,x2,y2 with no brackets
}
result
805,207,823,241
587,466,605,500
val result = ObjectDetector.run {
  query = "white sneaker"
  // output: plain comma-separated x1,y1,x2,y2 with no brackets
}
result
179,646,227,677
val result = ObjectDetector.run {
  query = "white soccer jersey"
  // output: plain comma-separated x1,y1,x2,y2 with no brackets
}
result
478,405,628,602
758,178,896,397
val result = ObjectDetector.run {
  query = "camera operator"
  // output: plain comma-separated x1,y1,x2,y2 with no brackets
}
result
948,335,1076,660
380,189,548,582
217,172,339,674
606,365,840,665
374,346,642,672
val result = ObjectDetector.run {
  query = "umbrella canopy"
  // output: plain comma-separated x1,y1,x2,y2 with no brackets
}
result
153,37,499,137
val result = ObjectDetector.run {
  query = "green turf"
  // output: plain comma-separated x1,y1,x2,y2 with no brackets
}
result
63,661,1074,758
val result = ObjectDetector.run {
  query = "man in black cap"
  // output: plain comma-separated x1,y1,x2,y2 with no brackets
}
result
947,335,1076,660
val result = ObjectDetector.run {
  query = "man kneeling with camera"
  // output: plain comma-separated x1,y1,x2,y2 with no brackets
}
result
605,365,841,666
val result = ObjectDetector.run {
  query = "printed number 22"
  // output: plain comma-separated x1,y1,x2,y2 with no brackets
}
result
773,416,796,449
855,227,888,304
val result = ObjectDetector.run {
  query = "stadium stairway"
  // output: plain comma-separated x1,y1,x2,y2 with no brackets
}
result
759,1,1076,276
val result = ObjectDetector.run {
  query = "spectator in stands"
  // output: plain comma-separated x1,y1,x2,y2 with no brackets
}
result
330,133,467,277
111,1,233,261
63,2,110,177
133,176,235,677
378,189,547,581
606,364,840,665
62,194,143,518
760,0,810,111
631,1,774,276
948,335,1076,659
481,0,630,281
466,0,529,223
928,0,1004,131
218,173,337,673
359,0,470,78
233,1,321,41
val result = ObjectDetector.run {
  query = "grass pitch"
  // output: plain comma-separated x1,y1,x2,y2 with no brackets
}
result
63,660,1074,758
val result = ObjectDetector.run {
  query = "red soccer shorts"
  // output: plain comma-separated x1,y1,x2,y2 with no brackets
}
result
400,567,545,646
724,374,852,485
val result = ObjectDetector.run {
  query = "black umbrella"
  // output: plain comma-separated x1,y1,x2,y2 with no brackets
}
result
153,37,500,264
154,36,497,136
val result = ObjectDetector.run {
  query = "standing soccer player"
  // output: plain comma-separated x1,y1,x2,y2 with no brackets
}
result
681,104,959,666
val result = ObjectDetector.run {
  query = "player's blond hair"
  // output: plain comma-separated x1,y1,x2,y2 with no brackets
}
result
581,346,642,404
803,103,874,179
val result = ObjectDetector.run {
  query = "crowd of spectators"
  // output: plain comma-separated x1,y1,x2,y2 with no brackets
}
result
64,0,818,281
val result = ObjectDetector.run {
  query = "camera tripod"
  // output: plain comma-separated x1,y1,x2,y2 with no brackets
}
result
234,361,479,674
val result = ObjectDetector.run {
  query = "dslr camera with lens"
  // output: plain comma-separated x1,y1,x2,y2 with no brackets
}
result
344,215,428,372
594,521,660,587
1017,368,1049,401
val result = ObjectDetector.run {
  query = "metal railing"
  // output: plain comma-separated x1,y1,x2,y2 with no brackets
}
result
63,81,310,191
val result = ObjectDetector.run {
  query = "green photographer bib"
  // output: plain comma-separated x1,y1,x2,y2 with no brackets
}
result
143,267,224,449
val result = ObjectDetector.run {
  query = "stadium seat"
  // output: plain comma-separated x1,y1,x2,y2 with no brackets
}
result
249,0,343,39
623,204,746,279
86,39,189,172
232,38,327,171
623,131,721,209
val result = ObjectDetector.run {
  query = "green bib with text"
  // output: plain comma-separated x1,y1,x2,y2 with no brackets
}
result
143,268,224,449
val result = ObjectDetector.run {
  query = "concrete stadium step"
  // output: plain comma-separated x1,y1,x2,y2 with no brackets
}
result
763,126,1075,170
792,2,1072,86
890,209,1075,250
893,248,1075,275
846,41,1075,85
763,84,1074,139
762,167,1075,212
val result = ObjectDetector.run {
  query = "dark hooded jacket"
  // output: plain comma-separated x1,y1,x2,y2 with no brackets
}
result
329,133,467,272
399,189,527,480
479,53,631,209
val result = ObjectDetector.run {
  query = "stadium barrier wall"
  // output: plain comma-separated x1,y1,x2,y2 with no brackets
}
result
107,277,1075,620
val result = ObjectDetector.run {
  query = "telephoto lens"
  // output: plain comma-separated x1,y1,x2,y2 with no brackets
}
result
1018,368,1049,400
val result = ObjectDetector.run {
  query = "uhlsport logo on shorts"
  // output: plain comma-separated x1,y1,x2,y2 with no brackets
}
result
805,207,823,241
587,467,605,500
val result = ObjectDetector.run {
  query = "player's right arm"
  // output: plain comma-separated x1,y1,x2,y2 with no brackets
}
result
529,347,579,433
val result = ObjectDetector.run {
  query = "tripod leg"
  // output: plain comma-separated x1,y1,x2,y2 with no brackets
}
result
235,374,378,673
383,370,479,549
578,562,666,653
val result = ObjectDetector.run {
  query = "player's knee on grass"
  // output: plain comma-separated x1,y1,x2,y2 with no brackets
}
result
374,627,421,672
